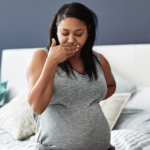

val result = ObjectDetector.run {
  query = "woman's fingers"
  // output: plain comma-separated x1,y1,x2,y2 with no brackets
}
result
61,43,76,46
62,44,75,50
65,46,79,51
60,43,80,57
62,43,80,50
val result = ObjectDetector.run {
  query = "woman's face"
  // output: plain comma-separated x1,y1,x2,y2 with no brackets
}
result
57,17,88,52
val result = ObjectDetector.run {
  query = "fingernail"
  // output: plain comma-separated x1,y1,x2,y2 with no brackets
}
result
77,45,79,47
76,48,79,50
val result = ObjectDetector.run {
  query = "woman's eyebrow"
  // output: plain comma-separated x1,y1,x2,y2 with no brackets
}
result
61,28,83,31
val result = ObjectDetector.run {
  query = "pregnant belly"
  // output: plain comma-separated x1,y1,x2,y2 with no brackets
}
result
39,105,111,150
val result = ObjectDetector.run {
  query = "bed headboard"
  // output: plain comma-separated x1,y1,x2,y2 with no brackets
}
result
93,44,150,87
1,44,150,88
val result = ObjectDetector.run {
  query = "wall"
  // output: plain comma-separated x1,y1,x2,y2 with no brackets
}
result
0,0,150,78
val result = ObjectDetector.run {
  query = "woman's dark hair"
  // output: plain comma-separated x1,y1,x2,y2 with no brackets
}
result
46,2,101,82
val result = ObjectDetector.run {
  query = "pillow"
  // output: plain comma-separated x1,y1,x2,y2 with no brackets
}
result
99,92,133,130
112,69,137,93
0,91,36,140
113,108,150,138
0,81,8,108
124,87,150,110
4,82,27,105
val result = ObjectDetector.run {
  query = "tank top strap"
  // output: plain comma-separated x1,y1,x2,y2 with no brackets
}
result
92,50,102,65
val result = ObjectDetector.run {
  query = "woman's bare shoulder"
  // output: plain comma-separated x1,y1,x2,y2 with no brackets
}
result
26,49,47,71
35,49,48,56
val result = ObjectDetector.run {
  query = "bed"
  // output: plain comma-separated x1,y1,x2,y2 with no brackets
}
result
0,44,150,150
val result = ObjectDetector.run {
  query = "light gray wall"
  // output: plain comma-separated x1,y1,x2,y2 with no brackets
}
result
0,0,150,80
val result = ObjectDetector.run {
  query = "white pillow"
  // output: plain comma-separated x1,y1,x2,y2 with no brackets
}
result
99,92,133,130
4,82,27,105
112,69,137,94
0,91,36,140
124,87,150,110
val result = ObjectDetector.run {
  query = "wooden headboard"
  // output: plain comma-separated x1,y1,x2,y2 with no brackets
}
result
1,44,150,88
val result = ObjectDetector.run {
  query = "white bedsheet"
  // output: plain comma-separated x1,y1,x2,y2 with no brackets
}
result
0,129,35,150
1,128,150,150
111,129,150,150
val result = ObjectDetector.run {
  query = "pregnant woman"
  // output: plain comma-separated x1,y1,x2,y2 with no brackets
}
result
26,2,116,150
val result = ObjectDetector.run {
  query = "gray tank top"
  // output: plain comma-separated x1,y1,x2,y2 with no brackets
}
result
32,49,115,150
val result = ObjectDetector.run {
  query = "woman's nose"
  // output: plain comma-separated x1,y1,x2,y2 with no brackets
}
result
68,34,76,43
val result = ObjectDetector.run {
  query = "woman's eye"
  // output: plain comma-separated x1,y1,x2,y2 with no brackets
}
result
62,33,82,37
76,34,82,37
62,34,68,36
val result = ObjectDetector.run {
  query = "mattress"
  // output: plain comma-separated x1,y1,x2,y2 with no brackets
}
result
1,128,150,150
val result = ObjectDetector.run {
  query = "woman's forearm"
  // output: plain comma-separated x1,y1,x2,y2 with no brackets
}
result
102,85,116,100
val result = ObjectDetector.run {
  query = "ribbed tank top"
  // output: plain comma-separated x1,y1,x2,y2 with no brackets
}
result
32,48,115,150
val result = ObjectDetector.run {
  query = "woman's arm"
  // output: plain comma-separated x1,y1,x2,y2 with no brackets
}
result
26,49,58,115
102,85,116,100
99,54,116,100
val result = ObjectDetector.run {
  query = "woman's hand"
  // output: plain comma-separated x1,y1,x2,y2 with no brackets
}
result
48,38,79,64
